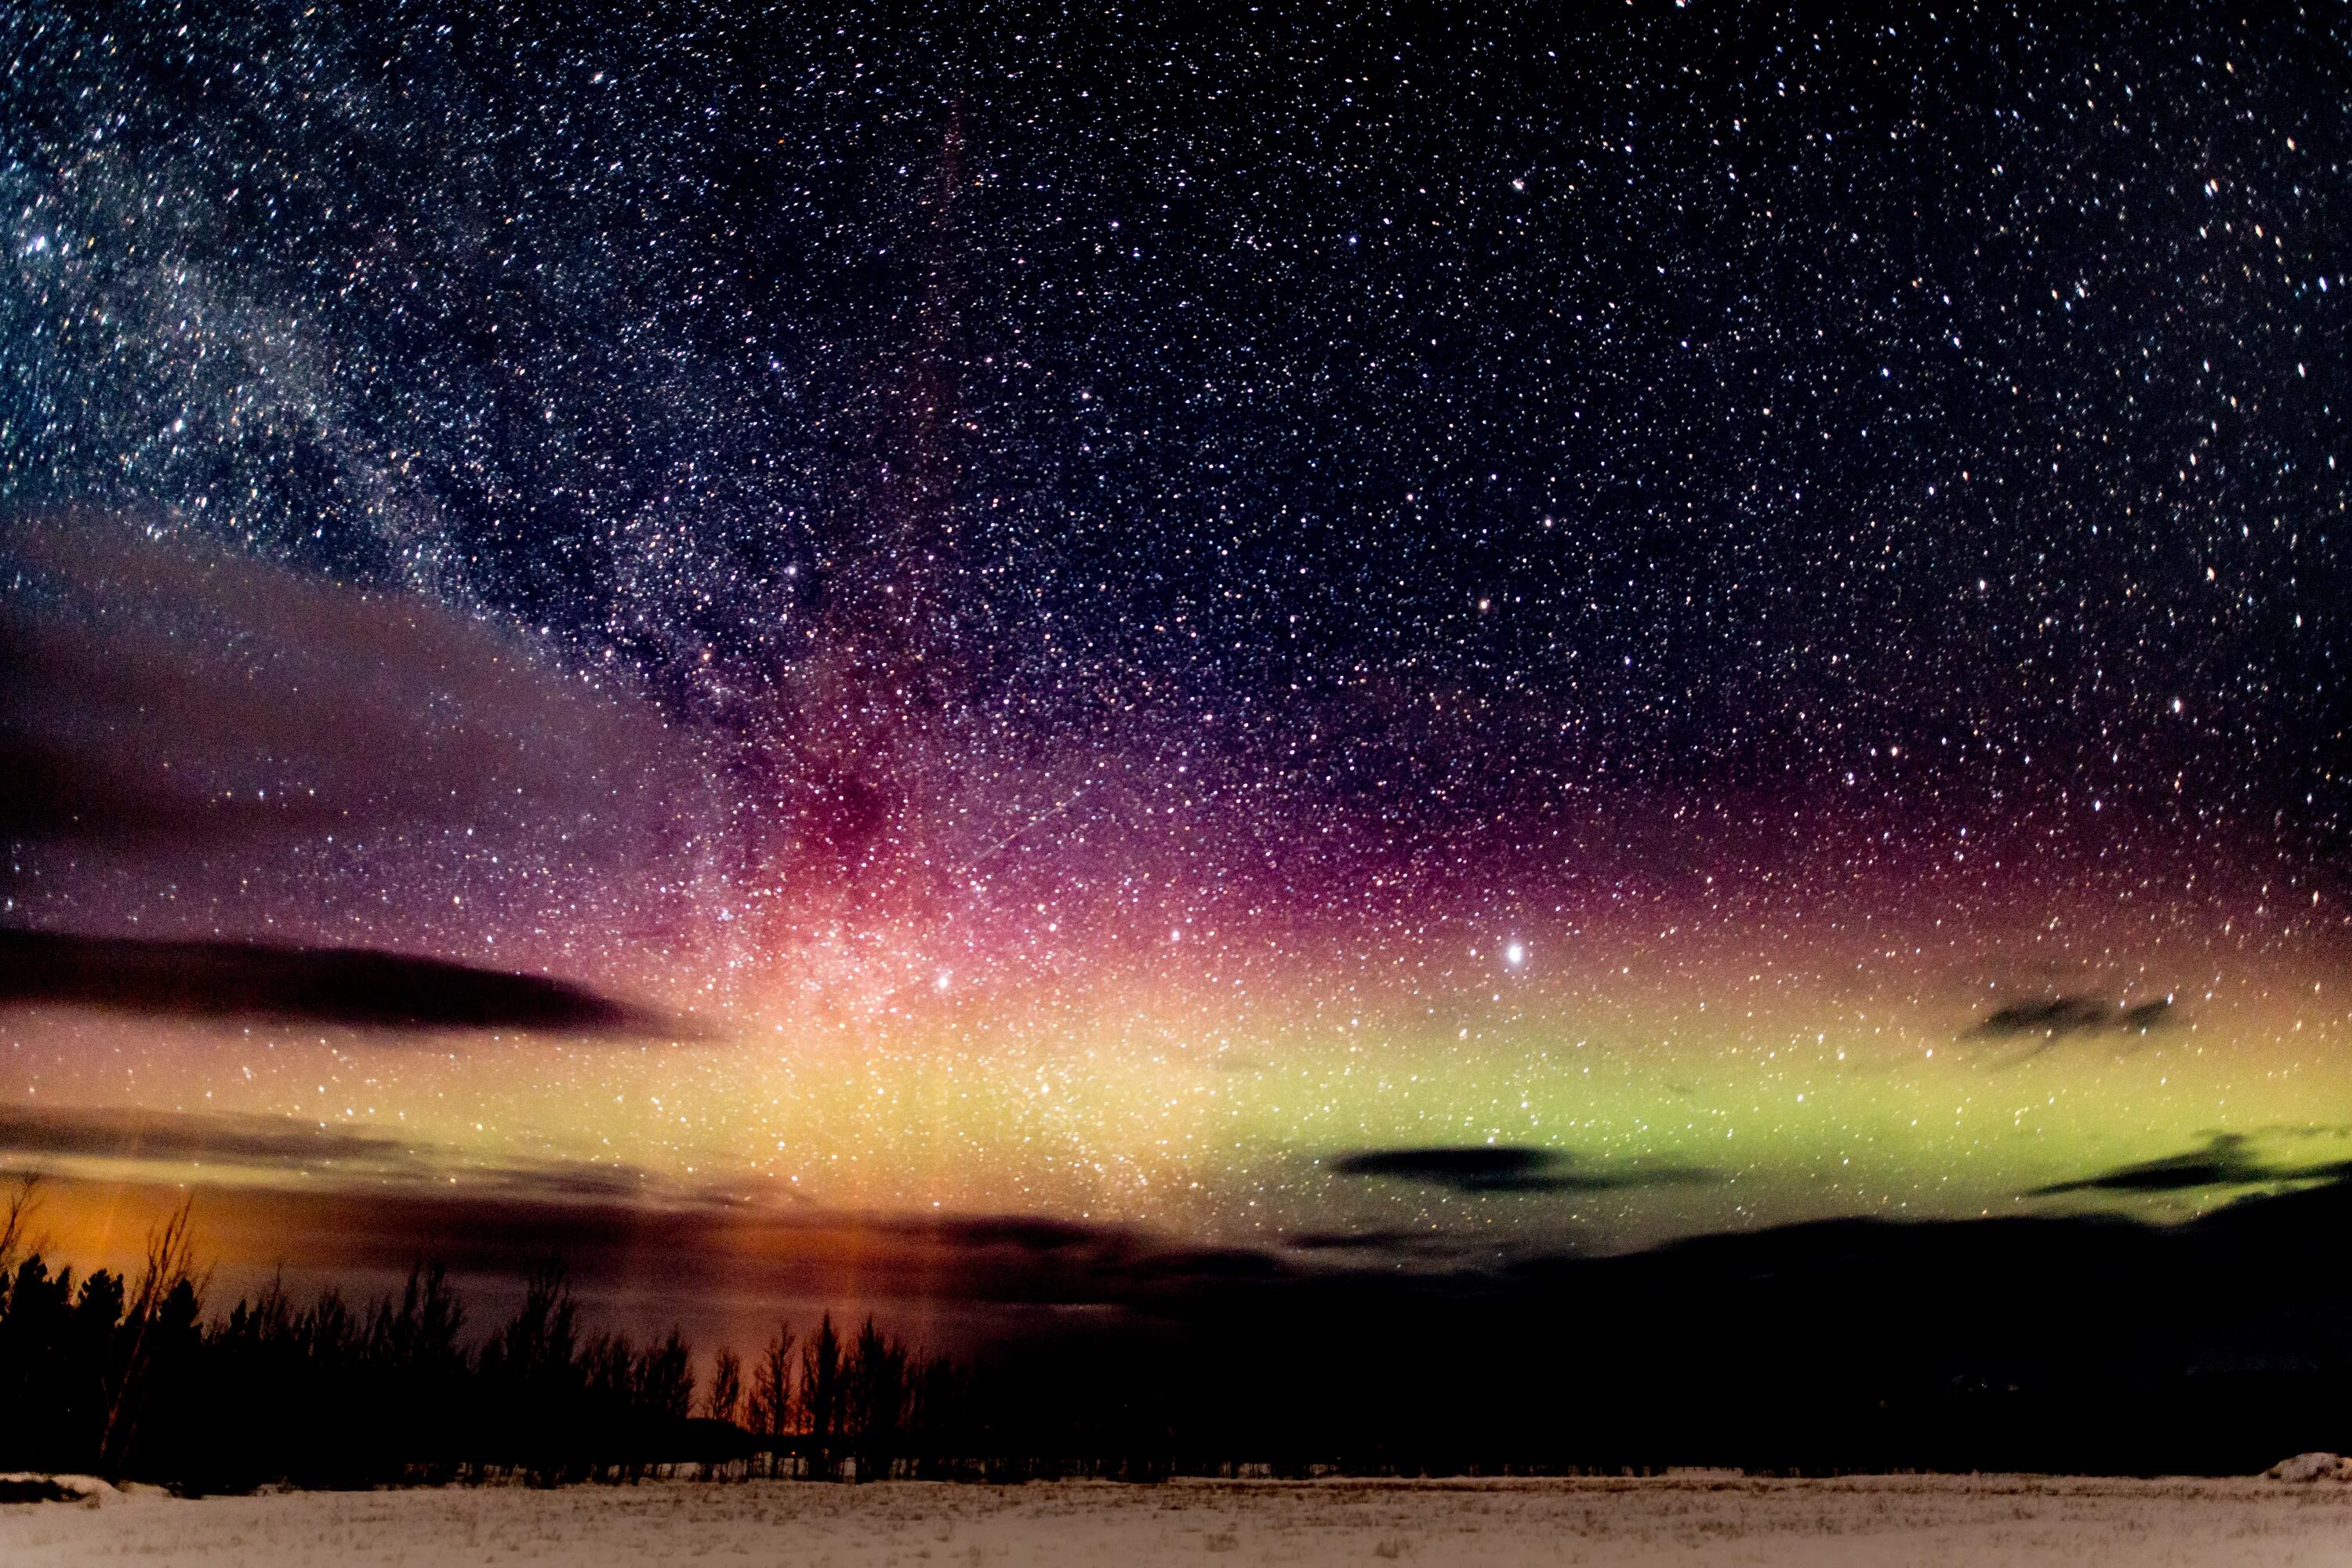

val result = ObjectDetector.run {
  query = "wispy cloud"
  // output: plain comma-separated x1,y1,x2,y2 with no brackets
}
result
0,510,696,851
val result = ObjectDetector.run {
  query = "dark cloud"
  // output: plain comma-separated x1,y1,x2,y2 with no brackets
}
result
0,927,684,1036
0,510,697,849
1969,993,2174,1043
0,1103,682,1210
1326,1145,1716,1194
1115,1247,1288,1283
0,1103,417,1173
0,1107,1288,1314
1973,996,2116,1037
21,1171,1290,1319
905,1215,1115,1254
2029,1132,2352,1196
1283,1229,1459,1254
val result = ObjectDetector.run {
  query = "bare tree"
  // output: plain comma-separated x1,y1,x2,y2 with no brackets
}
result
639,1327,696,1424
802,1313,842,1480
706,1347,743,1426
0,1171,42,1279
845,1316,909,1482
748,1323,796,1476
99,1197,203,1474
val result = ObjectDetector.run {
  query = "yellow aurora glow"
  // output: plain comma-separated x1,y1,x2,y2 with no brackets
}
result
7,873,2347,1269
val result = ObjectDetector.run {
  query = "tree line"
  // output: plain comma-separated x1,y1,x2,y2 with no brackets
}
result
0,1185,1001,1490
14,1169,2352,1485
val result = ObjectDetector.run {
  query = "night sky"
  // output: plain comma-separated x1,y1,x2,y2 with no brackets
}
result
2,1,2349,1334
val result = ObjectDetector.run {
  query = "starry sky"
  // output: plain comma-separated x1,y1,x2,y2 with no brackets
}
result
2,1,2350,1332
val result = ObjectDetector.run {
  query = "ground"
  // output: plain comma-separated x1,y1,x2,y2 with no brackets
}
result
5,1475,2352,1566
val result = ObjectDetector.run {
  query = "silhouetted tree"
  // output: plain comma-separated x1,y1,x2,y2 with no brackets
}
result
748,1323,796,1476
641,1328,695,1425
801,1313,843,1480
477,1262,583,1482
706,1347,743,1427
0,1173,38,1279
909,1355,971,1479
100,1203,202,1475
64,1268,126,1460
365,1263,469,1479
845,1316,909,1481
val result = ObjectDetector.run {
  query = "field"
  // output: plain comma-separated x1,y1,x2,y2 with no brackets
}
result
5,1474,2352,1566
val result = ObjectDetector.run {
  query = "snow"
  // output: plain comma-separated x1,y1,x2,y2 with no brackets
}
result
0,1474,121,1506
2265,1452,2352,1483
6,1474,2352,1566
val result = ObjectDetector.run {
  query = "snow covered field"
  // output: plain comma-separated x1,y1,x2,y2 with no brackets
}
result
5,1474,2351,1566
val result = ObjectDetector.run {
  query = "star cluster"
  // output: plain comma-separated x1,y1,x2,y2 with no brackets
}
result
2,2,2350,1268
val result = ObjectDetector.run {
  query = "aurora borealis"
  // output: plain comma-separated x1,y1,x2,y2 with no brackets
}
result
3,1,2350,1339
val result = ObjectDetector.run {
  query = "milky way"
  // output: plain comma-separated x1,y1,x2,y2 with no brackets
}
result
2,3,2349,1317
